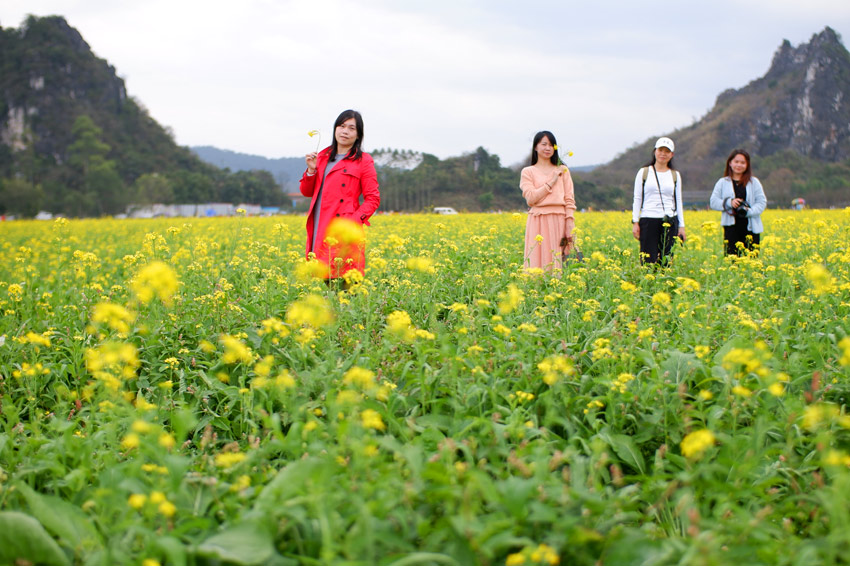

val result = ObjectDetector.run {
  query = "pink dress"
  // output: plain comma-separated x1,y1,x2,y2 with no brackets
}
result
519,166,576,270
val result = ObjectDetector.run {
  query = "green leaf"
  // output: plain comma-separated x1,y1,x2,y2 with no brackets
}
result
16,482,103,554
254,457,324,511
607,433,647,475
0,511,71,566
196,521,276,565
660,349,703,385
382,553,460,566
155,536,188,566
599,527,675,565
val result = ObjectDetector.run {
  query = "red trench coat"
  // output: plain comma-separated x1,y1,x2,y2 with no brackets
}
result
299,148,380,277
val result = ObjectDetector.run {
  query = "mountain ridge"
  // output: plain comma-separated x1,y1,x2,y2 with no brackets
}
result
582,26,850,208
2,17,849,215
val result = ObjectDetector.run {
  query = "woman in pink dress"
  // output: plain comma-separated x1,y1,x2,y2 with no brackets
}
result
519,131,576,270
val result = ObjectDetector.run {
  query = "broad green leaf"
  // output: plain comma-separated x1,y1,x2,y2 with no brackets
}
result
196,521,276,565
383,553,460,566
0,511,71,566
155,536,188,566
254,457,324,510
660,349,703,385
16,482,102,553
607,433,647,475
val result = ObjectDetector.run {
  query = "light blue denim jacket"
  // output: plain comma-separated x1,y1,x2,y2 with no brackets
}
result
709,176,767,233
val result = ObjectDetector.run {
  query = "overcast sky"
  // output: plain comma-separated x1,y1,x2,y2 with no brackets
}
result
2,1,849,167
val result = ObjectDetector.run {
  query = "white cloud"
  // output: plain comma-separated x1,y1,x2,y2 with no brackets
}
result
2,0,849,166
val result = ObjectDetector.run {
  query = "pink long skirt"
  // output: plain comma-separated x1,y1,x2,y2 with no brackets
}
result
524,213,569,271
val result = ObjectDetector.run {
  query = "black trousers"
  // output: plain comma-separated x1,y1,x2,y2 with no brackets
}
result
723,224,760,256
639,217,678,265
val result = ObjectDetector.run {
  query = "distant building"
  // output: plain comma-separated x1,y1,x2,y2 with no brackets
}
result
125,203,243,218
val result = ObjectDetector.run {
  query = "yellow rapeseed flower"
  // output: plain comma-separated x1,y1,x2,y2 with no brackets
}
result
158,500,177,518
219,334,253,364
121,433,140,451
386,310,416,342
405,256,436,273
215,452,247,468
131,261,179,306
732,385,752,397
839,336,850,366
498,284,524,315
343,366,376,389
286,294,334,329
91,302,136,334
681,429,716,459
538,355,573,385
805,262,836,295
128,493,147,509
361,409,386,431
802,403,840,432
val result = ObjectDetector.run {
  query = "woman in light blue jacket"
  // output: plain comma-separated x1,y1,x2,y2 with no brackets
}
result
709,149,767,255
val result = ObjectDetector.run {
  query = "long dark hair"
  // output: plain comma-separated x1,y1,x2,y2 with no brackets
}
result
724,148,752,187
530,131,560,166
329,109,364,161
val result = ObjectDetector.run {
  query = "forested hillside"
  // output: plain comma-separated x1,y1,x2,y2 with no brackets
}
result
0,16,283,217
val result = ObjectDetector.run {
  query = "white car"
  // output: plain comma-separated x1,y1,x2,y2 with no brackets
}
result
433,207,458,215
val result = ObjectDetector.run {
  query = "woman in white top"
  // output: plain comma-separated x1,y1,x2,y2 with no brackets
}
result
631,137,686,265
709,149,767,256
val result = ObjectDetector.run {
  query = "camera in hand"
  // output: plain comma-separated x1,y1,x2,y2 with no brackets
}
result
735,200,751,217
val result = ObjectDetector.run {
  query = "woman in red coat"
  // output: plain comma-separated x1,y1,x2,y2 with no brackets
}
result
300,109,380,279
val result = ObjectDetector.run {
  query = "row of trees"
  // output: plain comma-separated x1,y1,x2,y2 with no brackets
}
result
0,116,284,218
377,148,526,212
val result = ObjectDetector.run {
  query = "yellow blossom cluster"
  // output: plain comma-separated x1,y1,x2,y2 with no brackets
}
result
85,342,141,390
611,372,635,393
385,310,434,342
285,294,335,344
91,302,136,335
537,355,573,385
506,543,560,565
681,429,716,459
131,261,179,306
219,334,254,364
498,284,524,314
127,490,177,518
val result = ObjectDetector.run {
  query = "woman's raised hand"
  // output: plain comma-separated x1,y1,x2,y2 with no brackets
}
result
305,152,318,174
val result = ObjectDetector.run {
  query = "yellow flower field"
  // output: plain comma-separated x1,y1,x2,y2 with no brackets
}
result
1,209,849,565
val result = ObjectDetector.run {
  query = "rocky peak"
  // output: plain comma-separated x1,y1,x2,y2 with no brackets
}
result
707,27,850,163
1,16,128,159
765,26,846,79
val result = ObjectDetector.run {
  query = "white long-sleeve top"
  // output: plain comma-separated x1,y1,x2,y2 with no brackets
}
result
632,166,684,226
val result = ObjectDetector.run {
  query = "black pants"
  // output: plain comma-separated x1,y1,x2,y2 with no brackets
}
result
723,225,760,256
639,217,678,265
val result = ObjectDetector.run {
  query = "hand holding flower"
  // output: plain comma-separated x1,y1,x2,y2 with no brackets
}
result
305,152,318,174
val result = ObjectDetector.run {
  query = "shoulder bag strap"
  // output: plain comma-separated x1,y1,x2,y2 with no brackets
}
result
651,166,668,216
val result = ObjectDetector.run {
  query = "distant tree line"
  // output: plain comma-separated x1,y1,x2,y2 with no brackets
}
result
0,16,285,218
0,115,284,218
377,147,525,212
375,147,643,213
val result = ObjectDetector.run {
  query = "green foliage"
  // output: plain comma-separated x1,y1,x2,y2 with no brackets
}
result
0,512,71,566
0,17,285,217
378,148,526,212
1,211,850,564
0,177,44,217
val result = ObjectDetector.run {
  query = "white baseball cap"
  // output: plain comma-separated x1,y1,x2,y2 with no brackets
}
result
655,137,675,152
